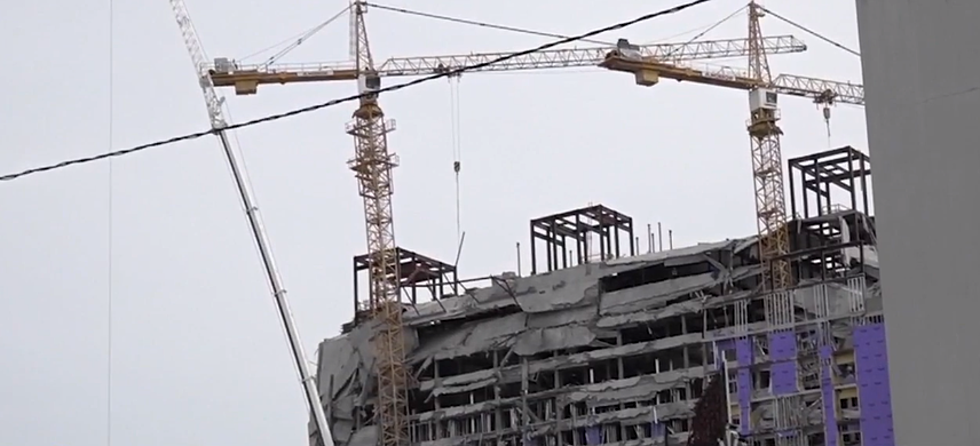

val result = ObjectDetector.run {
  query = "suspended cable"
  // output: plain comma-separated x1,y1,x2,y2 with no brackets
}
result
0,0,716,183
447,78,462,245
105,0,114,444
221,103,259,206
365,2,613,46
759,5,860,57
238,6,350,63
452,78,462,247
665,5,746,58
646,5,745,44
259,7,350,68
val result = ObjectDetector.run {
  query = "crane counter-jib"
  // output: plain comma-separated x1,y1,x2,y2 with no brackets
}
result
209,65,361,95
599,53,761,90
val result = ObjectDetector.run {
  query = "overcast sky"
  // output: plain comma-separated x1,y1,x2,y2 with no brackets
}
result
0,1,865,445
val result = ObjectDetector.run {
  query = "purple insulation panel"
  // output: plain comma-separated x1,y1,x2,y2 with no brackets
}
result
855,323,895,446
736,338,753,435
717,339,734,358
820,346,839,446
585,426,601,445
769,331,798,395
651,421,666,438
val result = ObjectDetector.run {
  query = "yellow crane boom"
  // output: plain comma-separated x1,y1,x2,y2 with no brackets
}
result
599,23,863,295
207,35,807,95
599,50,863,104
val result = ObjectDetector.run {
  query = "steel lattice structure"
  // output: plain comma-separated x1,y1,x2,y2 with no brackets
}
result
746,1,792,292
346,3,410,446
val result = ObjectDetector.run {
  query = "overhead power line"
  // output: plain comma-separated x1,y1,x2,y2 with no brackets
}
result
0,0,714,183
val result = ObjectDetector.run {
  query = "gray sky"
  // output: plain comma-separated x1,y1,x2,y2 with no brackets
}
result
0,1,864,445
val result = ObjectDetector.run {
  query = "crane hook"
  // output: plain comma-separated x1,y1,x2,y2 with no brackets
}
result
815,90,835,147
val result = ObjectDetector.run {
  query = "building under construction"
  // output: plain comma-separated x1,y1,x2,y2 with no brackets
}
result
312,146,892,446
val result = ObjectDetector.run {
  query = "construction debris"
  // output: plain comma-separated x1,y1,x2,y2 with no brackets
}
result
311,146,889,446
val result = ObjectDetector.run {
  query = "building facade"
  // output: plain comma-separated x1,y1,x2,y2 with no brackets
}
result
313,147,893,446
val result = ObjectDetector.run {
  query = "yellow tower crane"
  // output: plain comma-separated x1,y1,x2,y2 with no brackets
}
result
597,7,864,443
746,0,791,293
201,4,831,446
599,1,863,293
345,2,409,446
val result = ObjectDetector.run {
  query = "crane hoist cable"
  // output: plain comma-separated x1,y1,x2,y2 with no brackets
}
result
0,0,716,183
824,104,833,148
448,77,463,245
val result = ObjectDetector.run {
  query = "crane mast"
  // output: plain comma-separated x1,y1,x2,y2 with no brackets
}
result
745,4,794,446
746,1,791,292
347,2,410,446
166,2,334,446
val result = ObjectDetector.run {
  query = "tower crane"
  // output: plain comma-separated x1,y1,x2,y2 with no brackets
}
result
599,1,863,294
595,4,865,446
201,4,808,446
166,1,333,446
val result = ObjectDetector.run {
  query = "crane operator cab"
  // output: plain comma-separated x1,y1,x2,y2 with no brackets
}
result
614,38,643,60
358,72,382,101
211,57,237,74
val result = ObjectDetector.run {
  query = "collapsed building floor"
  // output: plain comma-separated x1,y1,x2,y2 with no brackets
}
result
313,146,894,446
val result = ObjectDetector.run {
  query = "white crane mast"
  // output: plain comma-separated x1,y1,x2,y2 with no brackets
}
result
167,2,333,445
